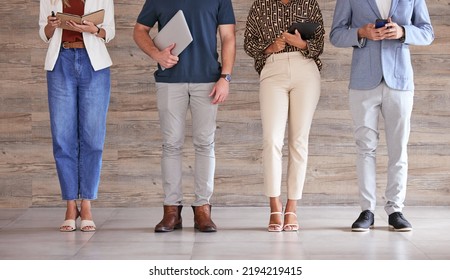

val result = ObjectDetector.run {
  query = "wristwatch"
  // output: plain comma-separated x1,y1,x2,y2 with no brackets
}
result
220,73,231,82
399,26,406,43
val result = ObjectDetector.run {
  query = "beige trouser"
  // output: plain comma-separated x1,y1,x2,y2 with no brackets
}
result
259,52,320,199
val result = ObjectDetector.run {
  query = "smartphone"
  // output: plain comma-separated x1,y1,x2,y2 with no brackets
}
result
375,18,389,29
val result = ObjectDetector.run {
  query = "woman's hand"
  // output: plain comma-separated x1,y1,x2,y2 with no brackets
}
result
282,30,307,50
47,14,61,29
264,36,286,54
44,13,61,39
66,19,98,34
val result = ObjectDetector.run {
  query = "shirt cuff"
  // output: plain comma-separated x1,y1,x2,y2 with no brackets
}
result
356,37,366,48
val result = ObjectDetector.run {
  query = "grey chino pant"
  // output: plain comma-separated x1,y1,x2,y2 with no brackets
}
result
349,81,414,215
156,82,217,206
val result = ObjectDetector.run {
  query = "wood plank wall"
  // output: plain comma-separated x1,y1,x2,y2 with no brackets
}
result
0,0,449,208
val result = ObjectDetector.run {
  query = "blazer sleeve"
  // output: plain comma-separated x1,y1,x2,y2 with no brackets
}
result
39,0,51,43
329,0,362,48
402,0,434,46
100,0,115,43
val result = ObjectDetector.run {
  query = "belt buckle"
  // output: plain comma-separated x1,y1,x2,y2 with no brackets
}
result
62,42,69,49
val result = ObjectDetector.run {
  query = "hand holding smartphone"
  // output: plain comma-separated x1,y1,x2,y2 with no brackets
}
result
375,19,389,29
48,11,58,26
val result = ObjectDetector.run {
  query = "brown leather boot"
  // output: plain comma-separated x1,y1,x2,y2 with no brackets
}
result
154,205,183,232
192,204,217,232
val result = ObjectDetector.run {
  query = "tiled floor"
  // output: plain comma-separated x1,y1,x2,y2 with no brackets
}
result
0,206,449,260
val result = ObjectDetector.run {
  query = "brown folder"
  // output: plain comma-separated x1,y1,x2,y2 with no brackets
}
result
56,9,105,31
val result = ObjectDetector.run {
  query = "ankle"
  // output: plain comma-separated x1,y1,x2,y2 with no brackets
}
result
284,199,297,214
80,200,93,220
65,208,79,220
269,197,282,212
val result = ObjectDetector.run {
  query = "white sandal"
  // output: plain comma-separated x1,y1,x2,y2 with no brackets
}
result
60,220,76,232
283,212,299,232
80,220,96,232
268,212,283,232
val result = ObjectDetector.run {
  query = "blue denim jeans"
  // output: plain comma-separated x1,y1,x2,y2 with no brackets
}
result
47,48,110,200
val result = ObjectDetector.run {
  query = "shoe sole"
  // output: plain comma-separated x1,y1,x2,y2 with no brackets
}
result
283,226,299,232
154,223,182,233
389,225,412,232
194,224,217,232
351,225,374,232
80,229,96,232
60,228,76,232
283,229,299,232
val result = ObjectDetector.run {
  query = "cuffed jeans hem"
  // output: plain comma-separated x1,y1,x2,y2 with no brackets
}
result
62,196,97,201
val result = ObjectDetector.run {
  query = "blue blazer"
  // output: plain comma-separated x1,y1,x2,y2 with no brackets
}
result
330,0,434,91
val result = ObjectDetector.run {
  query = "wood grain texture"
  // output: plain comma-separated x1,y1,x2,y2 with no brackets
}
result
0,0,449,208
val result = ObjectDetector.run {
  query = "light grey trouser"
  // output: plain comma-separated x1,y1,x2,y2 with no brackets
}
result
349,81,414,215
155,82,217,206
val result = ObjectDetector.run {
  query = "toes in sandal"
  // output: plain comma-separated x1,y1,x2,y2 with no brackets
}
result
283,212,299,232
60,219,76,232
268,212,283,232
80,220,96,232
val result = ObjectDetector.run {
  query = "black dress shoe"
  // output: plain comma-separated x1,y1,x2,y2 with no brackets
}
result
351,210,374,232
389,212,412,232
155,205,183,232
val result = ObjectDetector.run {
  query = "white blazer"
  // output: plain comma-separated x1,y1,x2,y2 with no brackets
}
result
39,0,115,71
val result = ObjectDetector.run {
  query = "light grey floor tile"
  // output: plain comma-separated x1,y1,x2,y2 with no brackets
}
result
191,241,309,260
410,240,450,257
73,241,194,260
0,209,27,220
0,209,27,229
0,207,449,260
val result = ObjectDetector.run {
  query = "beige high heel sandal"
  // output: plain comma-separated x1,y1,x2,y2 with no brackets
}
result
283,212,299,232
60,219,76,232
268,212,283,232
80,220,96,232
60,207,79,232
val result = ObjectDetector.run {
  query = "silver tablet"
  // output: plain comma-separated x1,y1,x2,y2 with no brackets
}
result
153,10,193,58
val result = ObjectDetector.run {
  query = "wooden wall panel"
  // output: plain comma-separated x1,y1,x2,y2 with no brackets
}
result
0,0,449,208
